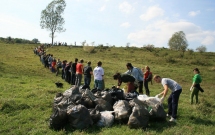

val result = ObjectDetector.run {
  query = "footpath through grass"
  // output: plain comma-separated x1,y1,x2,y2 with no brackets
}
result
0,43,215,135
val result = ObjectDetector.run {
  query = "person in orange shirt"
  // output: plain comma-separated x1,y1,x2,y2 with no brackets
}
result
75,59,84,86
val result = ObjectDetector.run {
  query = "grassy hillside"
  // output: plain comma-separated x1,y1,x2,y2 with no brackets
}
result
0,43,215,135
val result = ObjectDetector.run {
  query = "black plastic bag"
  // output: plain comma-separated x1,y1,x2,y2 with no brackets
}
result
67,104,93,129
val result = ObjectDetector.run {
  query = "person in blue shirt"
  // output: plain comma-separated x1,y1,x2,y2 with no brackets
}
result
125,63,144,94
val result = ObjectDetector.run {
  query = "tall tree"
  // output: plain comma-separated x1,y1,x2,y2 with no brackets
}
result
168,31,188,56
40,0,66,45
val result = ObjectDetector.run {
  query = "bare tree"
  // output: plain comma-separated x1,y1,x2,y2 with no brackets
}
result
40,0,66,45
196,45,207,53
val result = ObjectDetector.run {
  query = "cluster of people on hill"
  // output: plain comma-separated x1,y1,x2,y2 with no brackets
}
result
33,45,204,122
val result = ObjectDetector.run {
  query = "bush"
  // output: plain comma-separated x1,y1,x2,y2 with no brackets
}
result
165,56,176,63
83,46,95,53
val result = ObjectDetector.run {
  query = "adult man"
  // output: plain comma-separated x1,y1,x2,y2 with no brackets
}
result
93,61,104,90
83,61,93,89
125,63,143,94
75,59,84,86
71,58,78,85
154,75,182,122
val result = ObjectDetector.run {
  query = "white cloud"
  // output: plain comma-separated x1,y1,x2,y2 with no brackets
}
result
128,20,215,47
100,5,106,11
201,36,215,45
140,5,164,21
120,22,130,28
119,1,134,14
188,10,200,17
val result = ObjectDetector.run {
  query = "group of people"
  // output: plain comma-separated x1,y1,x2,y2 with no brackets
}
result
33,45,203,122
33,45,105,90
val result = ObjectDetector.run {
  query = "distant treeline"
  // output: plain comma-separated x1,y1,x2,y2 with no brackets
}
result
0,36,40,44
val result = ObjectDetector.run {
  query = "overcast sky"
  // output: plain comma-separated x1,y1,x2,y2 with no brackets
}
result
0,0,215,52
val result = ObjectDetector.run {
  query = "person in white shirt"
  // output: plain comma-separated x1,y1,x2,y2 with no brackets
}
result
154,75,182,122
93,61,104,90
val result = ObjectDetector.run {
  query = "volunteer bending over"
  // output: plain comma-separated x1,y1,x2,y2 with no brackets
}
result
154,75,182,122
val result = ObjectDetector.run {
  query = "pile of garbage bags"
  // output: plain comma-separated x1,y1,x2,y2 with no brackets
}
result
49,85,166,130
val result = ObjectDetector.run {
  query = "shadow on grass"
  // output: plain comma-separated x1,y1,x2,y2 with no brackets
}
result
62,124,102,134
189,116,215,126
146,119,176,133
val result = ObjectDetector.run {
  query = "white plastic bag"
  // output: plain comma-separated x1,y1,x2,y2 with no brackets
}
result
97,111,114,127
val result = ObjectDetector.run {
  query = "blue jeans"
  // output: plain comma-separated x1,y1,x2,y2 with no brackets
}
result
167,89,182,119
94,80,103,90
84,76,91,88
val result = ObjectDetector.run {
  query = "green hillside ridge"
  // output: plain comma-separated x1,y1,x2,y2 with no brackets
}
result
0,43,215,135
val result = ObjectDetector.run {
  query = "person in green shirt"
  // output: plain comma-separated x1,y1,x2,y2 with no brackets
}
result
190,68,202,104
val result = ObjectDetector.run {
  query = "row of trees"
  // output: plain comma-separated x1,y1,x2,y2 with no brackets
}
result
0,37,40,44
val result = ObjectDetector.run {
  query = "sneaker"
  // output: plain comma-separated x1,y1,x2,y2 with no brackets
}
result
169,117,176,122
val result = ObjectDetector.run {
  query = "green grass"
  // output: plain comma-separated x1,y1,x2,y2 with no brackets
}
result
0,43,215,135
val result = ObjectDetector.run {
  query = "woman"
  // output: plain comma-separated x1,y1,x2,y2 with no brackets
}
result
190,68,203,104
143,66,151,96
113,73,136,93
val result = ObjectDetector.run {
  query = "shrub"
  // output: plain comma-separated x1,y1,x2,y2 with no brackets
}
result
83,45,95,53
165,56,176,63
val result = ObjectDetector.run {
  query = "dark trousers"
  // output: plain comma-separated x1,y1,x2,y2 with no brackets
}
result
144,80,150,96
138,81,143,93
71,73,76,85
168,89,182,119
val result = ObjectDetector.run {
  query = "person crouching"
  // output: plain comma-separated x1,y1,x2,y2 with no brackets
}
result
113,73,136,93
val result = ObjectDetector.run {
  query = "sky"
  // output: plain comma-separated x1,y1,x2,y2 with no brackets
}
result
0,0,215,52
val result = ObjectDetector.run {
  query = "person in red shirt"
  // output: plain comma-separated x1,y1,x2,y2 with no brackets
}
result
75,59,84,86
51,59,56,73
143,66,151,96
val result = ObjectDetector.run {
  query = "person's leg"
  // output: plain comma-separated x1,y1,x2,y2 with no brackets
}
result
144,80,150,96
171,89,182,119
84,76,87,86
97,80,103,90
94,80,98,89
78,74,82,86
190,88,195,104
167,93,173,116
75,74,78,86
194,87,199,104
138,81,143,94
71,73,76,85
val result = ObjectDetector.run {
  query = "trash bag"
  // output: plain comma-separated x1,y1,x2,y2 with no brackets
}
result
113,100,132,122
109,88,125,104
76,97,96,109
97,111,115,127
63,85,80,98
128,104,149,129
67,104,93,129
89,108,101,124
49,107,68,130
94,98,113,112
69,93,82,103
53,92,64,112
94,91,113,105
137,95,166,120
124,91,139,101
